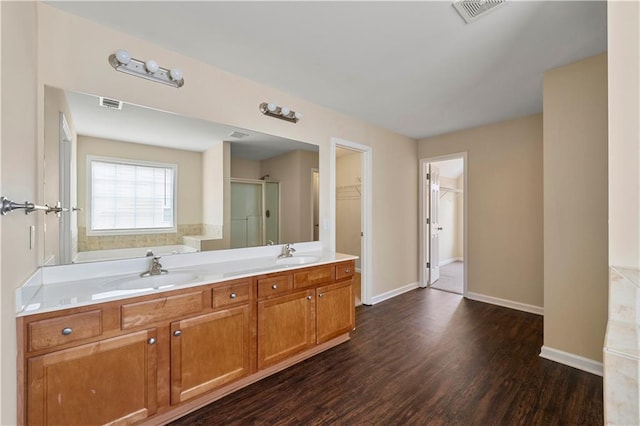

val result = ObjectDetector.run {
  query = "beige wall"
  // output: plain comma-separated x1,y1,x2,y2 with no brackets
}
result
336,151,361,258
1,2,38,423
418,114,543,307
77,135,203,226
608,1,640,269
543,53,608,362
261,150,319,243
2,3,418,422
231,157,261,180
202,142,224,232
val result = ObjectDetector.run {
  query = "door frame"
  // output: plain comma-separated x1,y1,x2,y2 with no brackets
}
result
419,152,468,296
330,137,373,305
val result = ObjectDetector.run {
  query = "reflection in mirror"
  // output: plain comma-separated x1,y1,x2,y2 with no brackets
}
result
44,86,319,266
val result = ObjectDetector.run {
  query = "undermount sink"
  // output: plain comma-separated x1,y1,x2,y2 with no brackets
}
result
104,271,200,290
275,256,319,266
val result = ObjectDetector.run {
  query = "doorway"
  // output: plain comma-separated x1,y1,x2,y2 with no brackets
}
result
420,153,467,295
336,147,363,305
230,179,280,248
331,138,372,306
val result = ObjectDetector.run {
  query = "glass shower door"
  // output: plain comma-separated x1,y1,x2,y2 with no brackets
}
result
230,181,264,248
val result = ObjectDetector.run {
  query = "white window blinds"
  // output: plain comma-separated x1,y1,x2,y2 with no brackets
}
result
89,158,176,233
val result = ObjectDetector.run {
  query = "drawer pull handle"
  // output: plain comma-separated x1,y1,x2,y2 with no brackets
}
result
319,293,324,297
61,327,73,336
148,338,156,345
272,284,278,290
229,293,237,299
345,269,351,273
173,330,182,337
307,295,313,300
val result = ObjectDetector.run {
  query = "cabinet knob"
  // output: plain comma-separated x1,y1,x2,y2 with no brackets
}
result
345,269,351,274
319,293,324,297
61,327,73,336
307,295,313,300
173,330,182,337
229,293,237,299
272,284,278,290
148,338,156,345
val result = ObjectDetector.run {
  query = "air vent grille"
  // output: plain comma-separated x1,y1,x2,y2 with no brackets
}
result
453,0,506,24
229,131,250,138
99,97,123,110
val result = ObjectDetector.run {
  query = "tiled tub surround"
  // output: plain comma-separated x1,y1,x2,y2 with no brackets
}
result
604,267,640,425
77,224,206,252
16,241,354,316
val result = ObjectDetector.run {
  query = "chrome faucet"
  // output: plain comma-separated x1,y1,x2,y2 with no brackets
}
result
140,256,168,277
278,243,296,259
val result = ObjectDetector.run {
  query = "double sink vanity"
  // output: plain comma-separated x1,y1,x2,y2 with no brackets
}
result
16,244,356,425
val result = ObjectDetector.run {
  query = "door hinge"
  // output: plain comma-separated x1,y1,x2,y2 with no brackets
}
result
426,217,430,225
426,173,430,180
426,262,430,269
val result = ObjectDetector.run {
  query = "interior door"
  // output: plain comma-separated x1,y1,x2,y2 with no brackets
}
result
429,165,441,284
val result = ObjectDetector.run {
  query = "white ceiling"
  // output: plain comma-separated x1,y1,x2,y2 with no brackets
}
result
47,1,607,140
63,89,317,160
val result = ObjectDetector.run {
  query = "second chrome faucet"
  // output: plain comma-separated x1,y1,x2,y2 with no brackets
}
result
140,256,168,277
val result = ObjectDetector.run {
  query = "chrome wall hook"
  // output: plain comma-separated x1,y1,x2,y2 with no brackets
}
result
1,196,69,217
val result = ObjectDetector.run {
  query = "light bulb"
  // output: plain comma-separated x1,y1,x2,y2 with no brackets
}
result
169,68,183,81
294,111,302,120
145,60,159,73
281,106,290,117
267,103,277,112
115,49,130,65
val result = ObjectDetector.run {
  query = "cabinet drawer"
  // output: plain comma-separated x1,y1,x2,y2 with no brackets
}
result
294,265,335,289
335,261,355,280
28,310,102,352
257,275,293,298
212,280,251,309
121,291,206,329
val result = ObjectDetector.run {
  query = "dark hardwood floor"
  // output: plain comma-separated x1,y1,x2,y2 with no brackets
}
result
170,288,603,425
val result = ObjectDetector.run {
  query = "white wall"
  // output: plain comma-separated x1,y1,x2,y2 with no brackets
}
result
608,1,640,269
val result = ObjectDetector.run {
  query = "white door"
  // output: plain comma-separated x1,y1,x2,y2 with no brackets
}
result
429,165,441,284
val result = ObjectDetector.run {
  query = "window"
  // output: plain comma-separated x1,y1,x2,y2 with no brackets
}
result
88,156,177,235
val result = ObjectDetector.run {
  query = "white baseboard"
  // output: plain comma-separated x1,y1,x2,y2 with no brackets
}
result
439,257,463,266
370,281,420,305
465,291,544,315
540,346,603,376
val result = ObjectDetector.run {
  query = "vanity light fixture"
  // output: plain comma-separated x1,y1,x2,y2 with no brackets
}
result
259,102,302,123
108,49,184,88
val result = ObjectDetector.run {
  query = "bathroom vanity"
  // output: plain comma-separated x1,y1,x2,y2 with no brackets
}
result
16,251,356,425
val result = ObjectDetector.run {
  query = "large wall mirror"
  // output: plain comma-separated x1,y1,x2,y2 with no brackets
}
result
43,86,320,266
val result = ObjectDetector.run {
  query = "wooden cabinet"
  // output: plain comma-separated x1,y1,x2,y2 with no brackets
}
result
257,260,355,368
317,280,355,343
170,305,251,404
27,329,157,425
257,289,316,369
18,260,355,425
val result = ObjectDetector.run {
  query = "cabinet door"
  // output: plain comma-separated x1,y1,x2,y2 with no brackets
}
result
257,290,315,369
316,280,354,344
27,329,157,426
171,305,251,404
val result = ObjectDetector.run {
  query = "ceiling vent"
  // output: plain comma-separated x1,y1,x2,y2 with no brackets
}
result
228,131,250,139
99,96,123,110
452,0,507,24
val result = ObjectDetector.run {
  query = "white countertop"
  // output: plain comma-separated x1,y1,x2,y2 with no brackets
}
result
16,242,357,316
